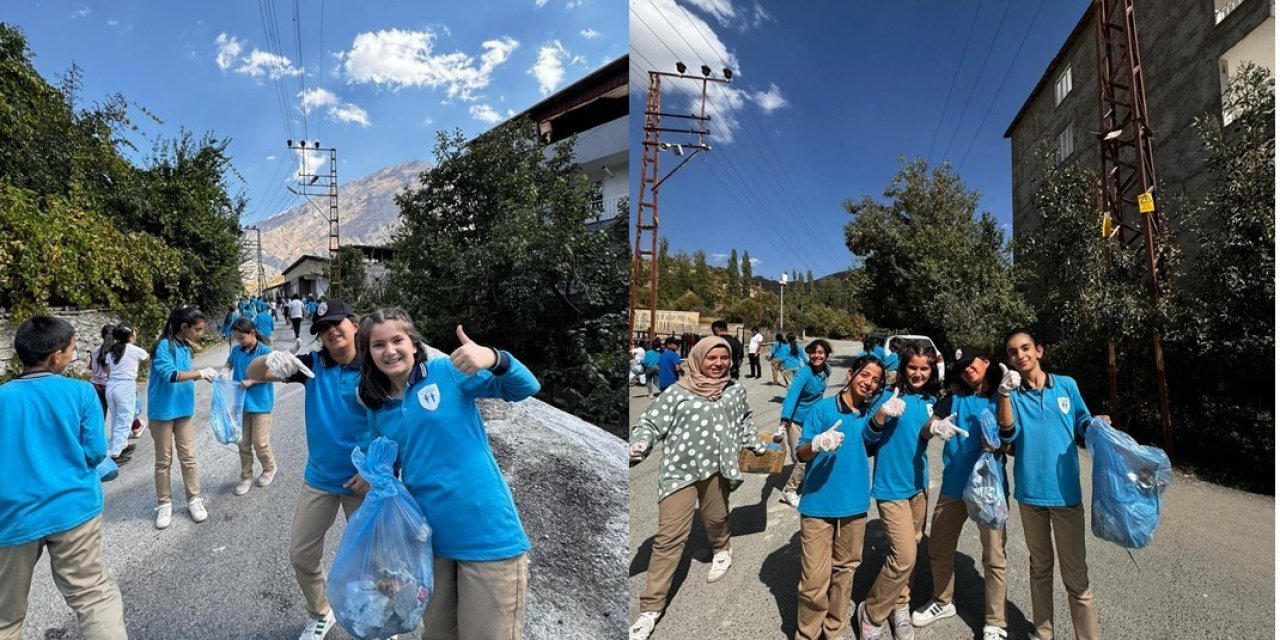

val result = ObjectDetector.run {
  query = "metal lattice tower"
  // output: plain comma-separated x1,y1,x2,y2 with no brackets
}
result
287,141,340,299
1094,0,1174,457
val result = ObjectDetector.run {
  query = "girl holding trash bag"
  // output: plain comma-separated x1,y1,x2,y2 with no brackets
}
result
247,298,370,640
793,354,885,640
996,328,1109,640
355,308,540,640
224,317,277,496
775,339,833,509
628,336,762,640
859,343,941,640
148,306,220,530
911,347,1011,640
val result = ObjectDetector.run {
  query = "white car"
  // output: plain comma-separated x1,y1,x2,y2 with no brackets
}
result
866,334,946,385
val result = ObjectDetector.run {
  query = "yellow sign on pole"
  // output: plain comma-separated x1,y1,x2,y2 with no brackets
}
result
1138,192,1155,214
1101,214,1113,238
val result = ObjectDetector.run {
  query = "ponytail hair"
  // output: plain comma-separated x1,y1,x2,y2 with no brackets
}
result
96,324,116,367
107,323,134,365
356,307,430,411
786,332,800,358
153,305,206,356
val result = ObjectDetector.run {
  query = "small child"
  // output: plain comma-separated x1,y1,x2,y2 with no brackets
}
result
357,308,540,638
224,317,278,496
0,316,128,638
104,323,148,465
89,324,114,417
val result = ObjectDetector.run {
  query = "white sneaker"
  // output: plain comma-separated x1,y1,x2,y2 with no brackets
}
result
154,503,172,529
234,479,253,496
890,606,914,639
780,489,801,508
910,600,956,627
982,625,1008,640
298,611,336,640
629,611,660,640
188,497,208,523
257,467,277,487
706,548,732,582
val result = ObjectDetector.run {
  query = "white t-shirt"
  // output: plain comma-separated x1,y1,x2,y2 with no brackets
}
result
107,344,150,381
289,299,304,319
630,347,645,363
748,333,764,355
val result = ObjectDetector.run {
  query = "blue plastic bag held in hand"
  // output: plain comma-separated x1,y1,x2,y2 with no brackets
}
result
1085,418,1172,549
963,410,1008,529
209,379,244,445
328,437,434,640
96,456,118,482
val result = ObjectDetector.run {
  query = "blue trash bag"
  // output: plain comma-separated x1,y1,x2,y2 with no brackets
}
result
96,456,118,482
963,410,1009,529
328,437,434,640
1085,418,1172,549
209,379,244,445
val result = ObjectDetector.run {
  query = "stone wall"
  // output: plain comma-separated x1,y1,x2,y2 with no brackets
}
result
0,308,122,378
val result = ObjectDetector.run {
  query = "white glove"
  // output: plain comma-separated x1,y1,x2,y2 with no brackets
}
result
998,364,1022,396
929,413,968,441
629,441,649,463
811,420,845,452
198,367,219,382
748,440,768,455
879,388,905,418
218,366,233,381
450,325,498,375
773,424,788,443
265,350,315,379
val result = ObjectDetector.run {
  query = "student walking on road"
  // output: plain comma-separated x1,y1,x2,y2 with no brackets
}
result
628,336,763,640
104,323,148,466
776,339,833,509
224,317,278,496
89,324,114,417
747,327,764,378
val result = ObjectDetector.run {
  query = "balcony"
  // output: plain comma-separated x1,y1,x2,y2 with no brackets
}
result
589,194,628,223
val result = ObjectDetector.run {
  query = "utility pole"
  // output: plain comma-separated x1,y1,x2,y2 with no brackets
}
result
1094,0,1174,457
286,140,340,298
628,63,732,344
779,272,788,332
244,225,266,297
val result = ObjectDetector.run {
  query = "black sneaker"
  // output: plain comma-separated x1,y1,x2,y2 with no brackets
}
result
120,444,137,457
112,454,131,465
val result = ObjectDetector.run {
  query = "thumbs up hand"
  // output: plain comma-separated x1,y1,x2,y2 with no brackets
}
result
811,420,845,452
450,325,498,375
998,364,1022,396
878,387,905,419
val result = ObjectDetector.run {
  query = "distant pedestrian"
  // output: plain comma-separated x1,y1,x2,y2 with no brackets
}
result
642,340,662,397
104,323,147,466
289,293,305,342
254,304,274,341
89,324,114,417
768,332,786,385
747,327,763,378
630,340,647,386
656,337,683,393
224,317,277,497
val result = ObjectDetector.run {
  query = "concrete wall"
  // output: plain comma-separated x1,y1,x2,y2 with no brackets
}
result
0,308,123,378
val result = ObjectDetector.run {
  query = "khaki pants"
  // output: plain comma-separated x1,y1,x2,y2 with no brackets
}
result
238,412,277,480
926,495,1008,628
421,554,528,640
0,516,127,640
865,493,927,623
782,423,807,493
796,514,866,640
290,482,364,617
1019,502,1100,640
151,417,200,505
638,475,731,613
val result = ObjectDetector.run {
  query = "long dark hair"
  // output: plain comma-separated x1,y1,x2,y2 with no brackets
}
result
805,339,833,372
231,316,270,346
357,308,430,411
786,332,800,357
153,305,205,357
96,324,116,367
843,354,886,409
107,323,134,365
892,342,942,398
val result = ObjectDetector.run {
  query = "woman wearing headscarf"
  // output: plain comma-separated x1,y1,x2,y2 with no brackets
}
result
627,336,763,640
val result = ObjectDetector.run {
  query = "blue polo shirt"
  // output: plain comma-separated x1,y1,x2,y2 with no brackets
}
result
366,353,539,561
871,392,932,501
657,350,681,390
0,373,106,546
781,364,830,425
287,350,367,494
935,392,1006,499
254,310,274,339
1006,374,1092,507
226,341,274,413
778,344,804,370
642,349,660,369
147,338,195,420
797,395,882,519
883,351,900,373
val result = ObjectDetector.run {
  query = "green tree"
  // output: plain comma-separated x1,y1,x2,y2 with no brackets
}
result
741,249,753,297
331,246,367,304
690,250,713,303
725,249,740,305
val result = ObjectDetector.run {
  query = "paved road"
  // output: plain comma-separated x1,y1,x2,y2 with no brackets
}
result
20,318,629,640
628,339,1274,640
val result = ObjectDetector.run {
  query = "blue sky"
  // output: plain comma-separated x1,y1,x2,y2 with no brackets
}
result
7,0,626,224
630,0,1091,280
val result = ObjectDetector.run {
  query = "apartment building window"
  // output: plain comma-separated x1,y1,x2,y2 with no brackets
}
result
1056,124,1074,163
1055,65,1073,106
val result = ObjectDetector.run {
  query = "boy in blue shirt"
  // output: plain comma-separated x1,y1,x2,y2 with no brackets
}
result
0,316,127,639
656,336,682,392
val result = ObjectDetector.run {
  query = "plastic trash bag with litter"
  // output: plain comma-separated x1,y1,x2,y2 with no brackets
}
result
963,410,1008,529
328,437,434,640
1085,418,1172,549
209,379,244,445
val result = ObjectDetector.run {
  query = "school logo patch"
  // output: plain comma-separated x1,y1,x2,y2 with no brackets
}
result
955,349,963,361
1058,397,1070,414
316,302,328,317
417,383,441,411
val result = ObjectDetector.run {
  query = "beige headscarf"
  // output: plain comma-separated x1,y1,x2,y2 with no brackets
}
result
677,336,733,401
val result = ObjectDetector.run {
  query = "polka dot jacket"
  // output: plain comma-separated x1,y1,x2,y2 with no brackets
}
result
631,381,756,501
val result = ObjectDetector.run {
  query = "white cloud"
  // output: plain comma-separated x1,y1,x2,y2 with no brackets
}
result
293,147,328,182
528,41,568,95
107,19,119,27
236,49,303,79
749,2,773,28
684,0,734,26
506,108,516,117
329,103,370,126
749,257,761,266
298,88,339,115
711,252,729,263
751,83,788,113
71,7,90,18
337,29,518,101
470,104,503,124
266,155,277,161
535,0,550,6
580,28,601,39
422,117,434,125
214,33,243,71
297,87,370,126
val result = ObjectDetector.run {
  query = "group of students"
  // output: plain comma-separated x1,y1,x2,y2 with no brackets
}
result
221,293,319,352
630,329,1110,640
0,299,542,640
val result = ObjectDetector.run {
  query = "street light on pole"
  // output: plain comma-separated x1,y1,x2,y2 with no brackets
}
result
779,272,788,332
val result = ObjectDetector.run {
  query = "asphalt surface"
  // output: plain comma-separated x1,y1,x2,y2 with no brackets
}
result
628,339,1275,640
19,318,629,640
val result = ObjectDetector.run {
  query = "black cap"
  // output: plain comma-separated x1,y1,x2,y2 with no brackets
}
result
950,346,989,380
309,299,357,334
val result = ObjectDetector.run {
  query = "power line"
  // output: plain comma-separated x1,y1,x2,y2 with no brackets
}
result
939,0,1016,163
926,0,984,165
292,0,308,143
